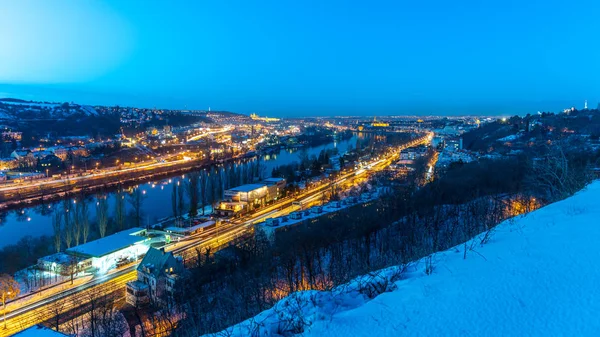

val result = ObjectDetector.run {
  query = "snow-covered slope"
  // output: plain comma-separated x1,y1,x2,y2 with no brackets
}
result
0,99,99,119
209,181,600,336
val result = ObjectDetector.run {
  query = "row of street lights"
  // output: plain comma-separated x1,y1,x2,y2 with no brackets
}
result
2,290,11,329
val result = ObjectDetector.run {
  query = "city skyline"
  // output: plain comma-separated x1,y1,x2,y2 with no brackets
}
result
1,0,600,116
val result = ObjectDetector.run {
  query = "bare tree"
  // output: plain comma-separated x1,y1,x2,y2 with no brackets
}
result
97,303,128,337
199,171,207,215
81,200,90,244
528,144,591,201
172,183,178,218
64,212,73,249
128,188,145,228
0,274,20,328
52,211,63,253
97,197,109,238
73,200,82,246
178,181,186,220
65,255,80,285
115,189,126,230
86,288,101,337
48,297,66,332
187,172,201,216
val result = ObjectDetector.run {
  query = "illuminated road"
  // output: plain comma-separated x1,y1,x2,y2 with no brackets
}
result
1,132,431,336
186,125,233,142
1,269,135,337
0,126,235,206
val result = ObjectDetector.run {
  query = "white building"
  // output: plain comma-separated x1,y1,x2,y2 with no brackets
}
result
224,183,268,203
221,179,286,210
37,252,91,276
66,227,149,274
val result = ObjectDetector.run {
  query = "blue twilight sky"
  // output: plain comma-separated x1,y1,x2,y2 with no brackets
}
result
0,0,599,116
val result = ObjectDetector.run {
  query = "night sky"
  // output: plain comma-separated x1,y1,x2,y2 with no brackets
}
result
1,0,599,116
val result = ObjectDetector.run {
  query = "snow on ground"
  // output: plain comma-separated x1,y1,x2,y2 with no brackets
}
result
497,134,519,142
208,181,600,337
80,105,99,116
0,100,59,108
7,273,92,314
0,109,14,119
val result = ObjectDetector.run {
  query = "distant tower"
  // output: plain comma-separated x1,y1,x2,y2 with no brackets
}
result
584,100,588,110
208,107,211,112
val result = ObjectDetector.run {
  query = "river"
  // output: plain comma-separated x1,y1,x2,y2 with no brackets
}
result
0,135,362,249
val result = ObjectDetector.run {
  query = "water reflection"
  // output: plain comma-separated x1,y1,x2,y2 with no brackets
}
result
0,135,361,247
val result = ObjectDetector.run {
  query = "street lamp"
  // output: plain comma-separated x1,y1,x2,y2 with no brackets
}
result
3,291,11,329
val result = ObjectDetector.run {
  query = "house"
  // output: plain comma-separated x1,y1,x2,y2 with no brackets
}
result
10,149,32,160
1,130,22,141
68,145,89,158
32,150,53,159
37,252,91,276
262,177,286,200
50,146,69,160
37,154,63,171
0,157,17,170
126,247,184,307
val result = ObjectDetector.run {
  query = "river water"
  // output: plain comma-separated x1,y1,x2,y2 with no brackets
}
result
0,135,361,248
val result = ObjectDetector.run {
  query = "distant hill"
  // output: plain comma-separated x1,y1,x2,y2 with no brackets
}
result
0,98,30,103
0,99,100,120
0,97,245,143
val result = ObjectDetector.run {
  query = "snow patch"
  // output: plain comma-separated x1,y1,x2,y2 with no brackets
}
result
497,134,519,142
81,105,99,116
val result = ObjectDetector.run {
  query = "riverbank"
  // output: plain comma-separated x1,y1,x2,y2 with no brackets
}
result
0,156,223,211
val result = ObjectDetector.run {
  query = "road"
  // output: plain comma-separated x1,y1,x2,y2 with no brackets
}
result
186,125,233,142
0,133,431,336
0,153,223,210
0,126,235,207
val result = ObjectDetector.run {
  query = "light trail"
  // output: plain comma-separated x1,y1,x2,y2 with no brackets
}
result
1,132,432,336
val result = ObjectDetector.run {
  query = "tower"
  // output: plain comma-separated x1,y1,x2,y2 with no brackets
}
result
584,100,588,110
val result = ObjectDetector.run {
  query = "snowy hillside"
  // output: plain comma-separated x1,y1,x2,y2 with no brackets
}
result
0,99,99,119
208,181,600,336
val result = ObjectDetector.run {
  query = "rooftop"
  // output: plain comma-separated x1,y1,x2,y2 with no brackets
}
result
165,220,216,235
38,252,85,265
227,183,266,193
67,227,146,258
262,177,285,184
138,247,182,278
257,191,380,231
